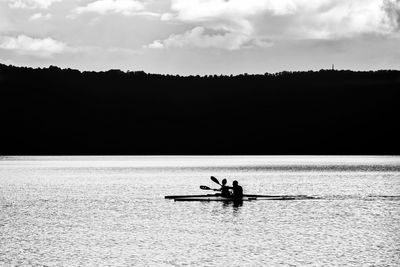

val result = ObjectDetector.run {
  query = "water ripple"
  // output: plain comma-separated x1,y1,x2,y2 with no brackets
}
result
0,157,399,266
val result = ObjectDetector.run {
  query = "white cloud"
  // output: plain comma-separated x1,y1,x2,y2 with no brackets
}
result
168,0,295,21
0,35,66,57
72,0,145,16
285,0,398,39
8,0,61,9
151,0,400,50
147,40,163,49
148,26,254,50
160,13,174,21
29,12,52,20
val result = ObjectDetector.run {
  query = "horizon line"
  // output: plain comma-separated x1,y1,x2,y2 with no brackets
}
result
1,62,399,77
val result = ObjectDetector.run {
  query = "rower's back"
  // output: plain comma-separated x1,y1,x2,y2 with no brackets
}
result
232,180,243,199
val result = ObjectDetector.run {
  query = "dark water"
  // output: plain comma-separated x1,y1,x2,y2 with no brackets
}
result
1,156,399,266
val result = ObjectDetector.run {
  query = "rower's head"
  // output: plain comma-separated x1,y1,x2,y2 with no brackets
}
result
233,180,238,186
222,179,227,185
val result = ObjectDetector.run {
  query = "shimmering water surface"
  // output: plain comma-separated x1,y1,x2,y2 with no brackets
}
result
1,156,399,266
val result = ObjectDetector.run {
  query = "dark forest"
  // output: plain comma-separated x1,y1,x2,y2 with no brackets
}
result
0,63,399,155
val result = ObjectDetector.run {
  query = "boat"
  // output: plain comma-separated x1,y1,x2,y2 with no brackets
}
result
165,194,316,202
166,176,317,202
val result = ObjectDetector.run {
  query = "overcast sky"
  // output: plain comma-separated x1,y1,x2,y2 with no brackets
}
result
0,0,399,74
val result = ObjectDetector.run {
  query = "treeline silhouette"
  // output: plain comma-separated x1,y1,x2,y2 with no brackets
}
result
0,63,399,155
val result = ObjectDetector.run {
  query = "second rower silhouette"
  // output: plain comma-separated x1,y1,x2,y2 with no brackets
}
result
231,180,243,199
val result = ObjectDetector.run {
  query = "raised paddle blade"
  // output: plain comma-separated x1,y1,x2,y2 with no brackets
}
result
200,185,212,190
210,176,221,185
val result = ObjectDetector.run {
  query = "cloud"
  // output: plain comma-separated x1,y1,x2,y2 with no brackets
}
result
281,0,399,39
150,0,400,50
147,40,163,49
0,35,66,57
72,0,146,16
383,0,400,30
168,0,295,21
29,12,52,20
148,26,255,50
8,0,61,9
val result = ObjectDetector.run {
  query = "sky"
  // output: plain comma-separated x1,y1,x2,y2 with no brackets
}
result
0,0,399,75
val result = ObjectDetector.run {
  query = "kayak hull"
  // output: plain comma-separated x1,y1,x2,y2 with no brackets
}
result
174,196,294,201
165,194,315,201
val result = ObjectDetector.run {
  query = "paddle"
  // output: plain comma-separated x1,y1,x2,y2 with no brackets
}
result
200,185,218,191
210,176,221,185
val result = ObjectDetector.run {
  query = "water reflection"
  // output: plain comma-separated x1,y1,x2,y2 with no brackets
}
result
222,200,243,210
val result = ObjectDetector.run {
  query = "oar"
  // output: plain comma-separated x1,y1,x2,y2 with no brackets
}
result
200,185,218,191
210,176,221,185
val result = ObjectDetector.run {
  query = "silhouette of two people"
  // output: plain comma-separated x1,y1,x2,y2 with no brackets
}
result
217,179,243,199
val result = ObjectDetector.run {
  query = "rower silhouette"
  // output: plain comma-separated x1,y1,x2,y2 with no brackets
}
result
218,178,231,197
231,180,243,199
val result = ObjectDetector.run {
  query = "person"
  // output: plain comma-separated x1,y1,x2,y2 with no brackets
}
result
231,180,243,199
217,178,231,198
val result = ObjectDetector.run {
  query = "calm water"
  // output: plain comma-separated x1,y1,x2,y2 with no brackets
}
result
1,156,399,266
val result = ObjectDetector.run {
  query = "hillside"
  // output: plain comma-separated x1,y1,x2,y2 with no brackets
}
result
0,63,399,155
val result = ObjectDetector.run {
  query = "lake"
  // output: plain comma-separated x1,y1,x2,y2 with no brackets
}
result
1,156,399,266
